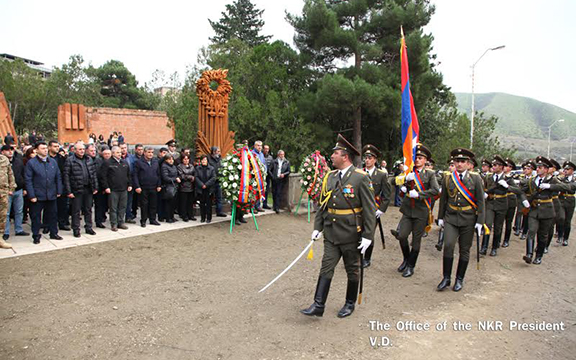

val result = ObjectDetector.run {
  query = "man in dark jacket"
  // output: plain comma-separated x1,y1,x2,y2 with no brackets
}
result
25,142,63,244
268,150,291,213
102,146,132,231
64,143,98,237
2,145,29,240
263,145,273,209
195,155,216,223
48,140,70,230
208,146,226,217
132,147,162,227
94,147,111,228
4,132,15,146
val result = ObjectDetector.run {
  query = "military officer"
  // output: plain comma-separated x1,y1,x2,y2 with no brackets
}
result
0,152,16,249
502,158,518,248
301,134,376,318
437,148,485,291
521,156,570,265
558,161,576,246
517,160,536,239
480,159,491,179
481,155,526,257
434,159,454,252
545,159,564,253
391,144,439,278
361,144,391,268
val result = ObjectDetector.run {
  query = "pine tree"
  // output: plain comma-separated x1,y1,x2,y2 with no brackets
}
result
209,0,271,47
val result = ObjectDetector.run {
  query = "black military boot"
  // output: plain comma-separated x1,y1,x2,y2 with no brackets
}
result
453,259,469,292
523,237,534,264
435,230,444,251
563,238,569,246
490,236,499,256
480,235,489,255
437,257,453,291
363,242,374,268
337,281,358,318
402,249,419,277
397,241,411,272
301,276,331,317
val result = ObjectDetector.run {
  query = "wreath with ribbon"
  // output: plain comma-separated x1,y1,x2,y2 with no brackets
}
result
219,146,267,208
299,151,328,201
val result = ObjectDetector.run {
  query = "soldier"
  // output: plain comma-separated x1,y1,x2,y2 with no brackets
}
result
481,155,525,257
0,152,16,249
517,160,536,240
391,144,439,278
480,159,491,179
361,144,392,268
437,148,485,291
502,158,518,248
558,161,576,246
521,156,569,264
545,159,563,253
301,134,376,318
434,159,454,252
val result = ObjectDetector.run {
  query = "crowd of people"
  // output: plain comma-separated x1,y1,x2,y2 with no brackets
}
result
0,134,292,249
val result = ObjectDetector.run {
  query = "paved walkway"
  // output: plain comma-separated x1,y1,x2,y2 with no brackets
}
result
0,210,281,260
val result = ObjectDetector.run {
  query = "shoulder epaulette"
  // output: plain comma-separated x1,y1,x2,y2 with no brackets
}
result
355,169,367,175
470,171,479,175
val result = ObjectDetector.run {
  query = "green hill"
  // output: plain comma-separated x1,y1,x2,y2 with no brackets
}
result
454,92,576,160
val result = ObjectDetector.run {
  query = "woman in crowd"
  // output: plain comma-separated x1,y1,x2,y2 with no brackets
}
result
177,155,197,222
161,154,180,223
195,155,216,223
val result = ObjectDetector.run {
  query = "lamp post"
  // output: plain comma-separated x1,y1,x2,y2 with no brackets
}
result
547,119,565,158
470,45,505,149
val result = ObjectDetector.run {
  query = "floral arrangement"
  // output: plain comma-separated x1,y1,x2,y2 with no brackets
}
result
219,147,267,207
299,150,329,201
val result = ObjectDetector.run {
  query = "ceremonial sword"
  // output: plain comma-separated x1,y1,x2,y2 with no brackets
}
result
259,240,314,293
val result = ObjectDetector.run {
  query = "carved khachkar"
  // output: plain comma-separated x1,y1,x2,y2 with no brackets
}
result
196,69,235,156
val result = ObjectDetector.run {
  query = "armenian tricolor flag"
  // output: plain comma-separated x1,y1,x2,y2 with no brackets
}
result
400,26,420,175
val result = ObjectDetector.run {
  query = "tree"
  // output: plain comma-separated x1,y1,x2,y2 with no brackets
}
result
288,0,445,164
209,0,271,47
90,60,160,110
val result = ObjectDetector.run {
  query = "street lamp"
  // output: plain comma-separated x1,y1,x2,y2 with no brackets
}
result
470,45,506,149
547,118,564,158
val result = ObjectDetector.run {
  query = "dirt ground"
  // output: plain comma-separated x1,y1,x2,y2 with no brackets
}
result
0,209,574,360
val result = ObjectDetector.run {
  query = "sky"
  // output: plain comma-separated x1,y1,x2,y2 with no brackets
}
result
1,0,575,112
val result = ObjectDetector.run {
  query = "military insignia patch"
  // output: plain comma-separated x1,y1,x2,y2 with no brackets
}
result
343,184,355,198
368,181,374,191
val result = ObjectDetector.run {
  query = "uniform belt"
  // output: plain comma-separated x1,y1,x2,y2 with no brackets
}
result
552,195,559,200
564,193,576,197
506,192,516,196
327,208,363,215
488,194,508,199
449,204,473,211
533,199,553,204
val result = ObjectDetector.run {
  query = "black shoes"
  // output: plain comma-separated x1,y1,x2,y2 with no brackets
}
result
59,225,71,231
42,228,49,234
480,235,489,255
2,234,8,240
216,213,227,217
16,231,30,236
490,248,497,257
544,247,549,254
533,256,542,265
362,259,371,268
149,221,161,226
125,218,136,224
453,259,468,292
33,236,41,244
239,217,247,224
141,222,147,228
86,229,96,235
96,223,106,229
402,250,419,277
190,217,197,221
275,209,280,214
337,281,359,318
50,234,63,240
437,257,453,291
502,240,509,248
397,260,408,273
402,266,414,277
73,230,81,238
390,229,399,239
563,239,569,246
301,277,331,317
523,254,533,264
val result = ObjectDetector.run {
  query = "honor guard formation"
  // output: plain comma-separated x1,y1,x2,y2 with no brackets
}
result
301,134,575,318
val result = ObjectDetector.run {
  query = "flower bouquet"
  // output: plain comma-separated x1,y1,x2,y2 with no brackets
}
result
296,151,329,221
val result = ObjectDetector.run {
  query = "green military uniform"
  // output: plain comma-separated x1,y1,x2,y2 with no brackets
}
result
361,144,391,268
557,161,576,246
520,156,570,265
502,158,518,248
302,134,376,319
545,159,564,253
437,148,485,292
434,169,452,252
392,144,439,278
0,153,16,249
481,155,525,257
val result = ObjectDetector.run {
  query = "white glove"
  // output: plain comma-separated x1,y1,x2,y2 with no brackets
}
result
514,180,520,185
400,186,407,193
438,219,444,228
311,230,322,241
375,209,383,219
554,171,559,176
439,187,442,194
498,179,509,188
357,238,372,255
405,172,415,182
475,223,483,236
408,189,419,198
539,183,551,190
484,192,488,199
522,200,530,208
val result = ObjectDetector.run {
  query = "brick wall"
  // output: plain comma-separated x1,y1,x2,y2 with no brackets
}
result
58,104,175,145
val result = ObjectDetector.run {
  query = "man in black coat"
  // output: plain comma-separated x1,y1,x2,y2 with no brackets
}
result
208,146,227,217
63,143,98,237
94,147,111,228
48,140,70,230
132,147,162,227
101,146,132,231
268,150,291,213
